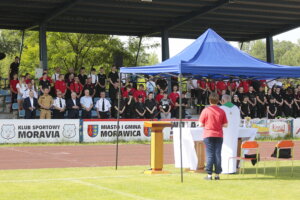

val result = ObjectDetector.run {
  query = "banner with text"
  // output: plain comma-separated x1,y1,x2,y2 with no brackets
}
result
0,119,80,143
242,118,293,138
82,119,199,142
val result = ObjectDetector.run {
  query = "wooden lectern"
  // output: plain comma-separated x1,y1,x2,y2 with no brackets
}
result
144,121,172,174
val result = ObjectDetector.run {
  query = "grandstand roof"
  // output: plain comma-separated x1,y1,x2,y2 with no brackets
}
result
0,0,299,41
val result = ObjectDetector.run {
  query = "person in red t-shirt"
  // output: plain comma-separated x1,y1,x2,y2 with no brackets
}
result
133,84,147,102
155,89,164,104
169,85,179,107
208,80,216,93
239,79,250,93
10,73,19,105
227,80,237,95
216,81,227,95
70,76,83,98
25,73,31,84
260,80,267,88
55,74,67,97
169,85,179,117
199,92,228,180
122,85,136,98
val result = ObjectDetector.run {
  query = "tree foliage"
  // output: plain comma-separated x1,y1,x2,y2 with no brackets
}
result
241,39,300,66
0,30,159,77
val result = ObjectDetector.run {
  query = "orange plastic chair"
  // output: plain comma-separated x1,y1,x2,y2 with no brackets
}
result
275,140,294,177
228,141,260,177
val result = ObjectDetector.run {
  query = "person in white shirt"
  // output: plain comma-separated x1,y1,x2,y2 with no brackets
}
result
52,91,66,119
220,94,241,174
23,82,38,99
16,76,27,110
146,75,156,95
52,67,61,82
95,91,111,119
80,89,93,119
88,68,98,84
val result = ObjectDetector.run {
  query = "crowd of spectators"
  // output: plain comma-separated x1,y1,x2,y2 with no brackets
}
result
8,57,300,120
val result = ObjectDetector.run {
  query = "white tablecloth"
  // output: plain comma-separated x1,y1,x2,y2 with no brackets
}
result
173,127,257,171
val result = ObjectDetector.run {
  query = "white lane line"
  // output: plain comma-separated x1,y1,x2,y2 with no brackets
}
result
72,179,154,200
0,175,131,183
0,173,177,183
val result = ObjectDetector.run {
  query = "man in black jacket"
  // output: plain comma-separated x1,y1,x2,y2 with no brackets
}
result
66,92,81,119
23,90,38,119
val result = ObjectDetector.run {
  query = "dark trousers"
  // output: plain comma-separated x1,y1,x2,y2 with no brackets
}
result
53,110,65,119
99,111,109,119
25,110,36,119
257,104,266,118
82,110,91,119
204,137,223,175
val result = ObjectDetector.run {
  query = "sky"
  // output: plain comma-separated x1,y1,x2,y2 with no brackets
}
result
142,27,300,62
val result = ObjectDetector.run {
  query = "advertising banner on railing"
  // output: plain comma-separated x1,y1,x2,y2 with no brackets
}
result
242,118,293,138
293,118,300,138
82,119,200,142
0,119,80,143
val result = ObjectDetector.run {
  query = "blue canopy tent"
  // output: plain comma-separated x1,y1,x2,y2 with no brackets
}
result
120,28,300,79
116,29,300,182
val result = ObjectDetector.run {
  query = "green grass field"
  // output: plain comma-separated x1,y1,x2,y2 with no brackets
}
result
0,161,299,200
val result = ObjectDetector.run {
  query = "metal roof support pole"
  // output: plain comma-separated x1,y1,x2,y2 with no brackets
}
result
266,35,274,63
39,24,48,70
161,29,172,93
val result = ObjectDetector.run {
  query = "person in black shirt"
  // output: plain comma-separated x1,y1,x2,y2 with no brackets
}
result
9,56,20,80
135,96,146,119
112,91,126,118
236,87,245,103
97,67,107,93
266,88,273,104
240,96,251,119
175,92,188,119
125,92,135,118
108,66,119,99
39,73,51,95
247,86,257,118
65,68,76,82
232,95,240,107
294,94,300,118
156,78,168,93
83,77,95,98
145,92,157,119
273,87,283,117
109,81,119,105
267,98,277,119
256,86,267,118
78,67,87,86
283,88,294,118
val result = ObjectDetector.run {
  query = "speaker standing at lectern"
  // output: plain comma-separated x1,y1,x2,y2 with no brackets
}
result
199,93,228,180
220,94,241,174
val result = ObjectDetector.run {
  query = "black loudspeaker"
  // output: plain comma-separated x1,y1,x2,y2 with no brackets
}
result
113,53,123,68
0,53,6,60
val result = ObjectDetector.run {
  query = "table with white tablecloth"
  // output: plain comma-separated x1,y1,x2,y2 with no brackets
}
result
173,127,257,172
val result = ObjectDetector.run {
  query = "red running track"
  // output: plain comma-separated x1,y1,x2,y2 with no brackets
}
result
0,142,299,170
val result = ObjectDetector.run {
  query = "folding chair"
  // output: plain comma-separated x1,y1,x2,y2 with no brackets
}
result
275,140,295,177
228,141,260,177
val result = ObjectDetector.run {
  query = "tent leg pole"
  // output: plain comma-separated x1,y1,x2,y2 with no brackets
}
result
179,73,183,183
115,72,122,170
